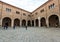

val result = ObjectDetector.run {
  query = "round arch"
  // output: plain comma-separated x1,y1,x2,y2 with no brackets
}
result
32,20,34,26
27,20,31,26
22,19,26,26
48,15,59,27
2,17,11,27
35,19,39,27
40,17,46,27
14,18,20,27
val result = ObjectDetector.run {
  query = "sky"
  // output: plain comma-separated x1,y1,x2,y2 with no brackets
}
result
1,0,48,12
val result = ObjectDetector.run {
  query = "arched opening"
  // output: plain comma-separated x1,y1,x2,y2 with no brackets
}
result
49,15,59,27
22,20,26,26
2,17,11,27
35,19,39,27
14,19,20,27
32,20,34,27
27,20,31,26
40,17,46,27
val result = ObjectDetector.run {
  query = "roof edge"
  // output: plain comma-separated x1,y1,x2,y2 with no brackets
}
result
32,0,52,13
0,1,31,13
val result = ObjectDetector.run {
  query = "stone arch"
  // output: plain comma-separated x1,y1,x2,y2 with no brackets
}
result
2,17,11,27
14,18,20,27
27,20,31,26
48,15,59,27
35,19,39,27
22,19,26,26
40,17,46,27
32,20,34,26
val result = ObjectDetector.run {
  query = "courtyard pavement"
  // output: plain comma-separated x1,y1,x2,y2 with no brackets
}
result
0,27,60,42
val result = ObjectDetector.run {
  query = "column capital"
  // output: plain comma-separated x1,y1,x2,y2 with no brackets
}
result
38,17,40,20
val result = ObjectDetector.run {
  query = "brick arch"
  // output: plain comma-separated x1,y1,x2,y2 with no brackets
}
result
22,19,26,26
27,20,31,26
35,19,39,27
40,17,46,27
2,17,11,27
47,14,59,20
14,18,20,27
48,14,59,27
32,20,34,26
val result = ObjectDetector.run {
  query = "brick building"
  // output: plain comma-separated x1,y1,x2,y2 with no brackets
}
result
0,0,60,27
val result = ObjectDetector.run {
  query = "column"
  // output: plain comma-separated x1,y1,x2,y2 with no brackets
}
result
0,18,2,27
20,20,22,27
31,20,32,27
59,17,60,27
38,19,40,27
46,19,49,27
34,19,36,27
38,17,40,27
11,20,14,27
26,20,27,26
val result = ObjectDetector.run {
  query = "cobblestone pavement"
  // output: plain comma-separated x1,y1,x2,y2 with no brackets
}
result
0,27,60,42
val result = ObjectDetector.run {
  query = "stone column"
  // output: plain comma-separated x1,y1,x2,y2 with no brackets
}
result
11,20,14,27
46,19,49,27
26,20,27,26
34,19,36,27
0,19,2,27
31,20,32,27
59,17,60,27
38,19,40,27
20,20,22,27
38,17,40,27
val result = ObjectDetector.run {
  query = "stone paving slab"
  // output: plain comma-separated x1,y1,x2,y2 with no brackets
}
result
0,27,60,42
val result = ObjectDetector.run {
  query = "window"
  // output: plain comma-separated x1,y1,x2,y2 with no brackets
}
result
16,11,20,14
6,8,11,12
35,12,38,15
32,15,33,16
40,9,44,13
30,13,32,14
28,15,31,17
52,3,55,8
23,13,26,16
49,3,55,9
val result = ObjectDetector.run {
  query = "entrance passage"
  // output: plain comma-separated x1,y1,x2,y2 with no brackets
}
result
40,17,46,27
22,20,26,26
49,15,59,27
2,17,11,27
14,19,20,27
27,20,31,26
32,20,34,26
35,19,39,27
